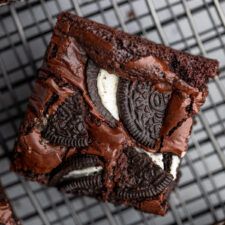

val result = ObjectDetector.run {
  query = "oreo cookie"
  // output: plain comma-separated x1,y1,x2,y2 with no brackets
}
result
49,154,104,186
117,79,171,148
58,174,103,196
86,59,117,127
41,89,90,148
115,147,173,200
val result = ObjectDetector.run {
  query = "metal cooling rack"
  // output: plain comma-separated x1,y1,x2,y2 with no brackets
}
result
0,0,225,225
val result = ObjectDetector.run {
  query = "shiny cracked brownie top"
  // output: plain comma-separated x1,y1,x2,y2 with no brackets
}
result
12,12,219,215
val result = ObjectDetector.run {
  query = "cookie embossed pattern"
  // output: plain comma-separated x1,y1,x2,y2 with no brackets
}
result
11,12,219,216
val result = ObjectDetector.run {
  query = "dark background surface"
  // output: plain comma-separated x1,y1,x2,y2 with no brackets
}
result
0,0,225,225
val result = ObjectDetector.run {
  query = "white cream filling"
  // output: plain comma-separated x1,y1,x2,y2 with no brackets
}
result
96,69,181,179
63,166,103,179
135,147,164,169
97,69,119,120
135,147,180,179
63,154,179,180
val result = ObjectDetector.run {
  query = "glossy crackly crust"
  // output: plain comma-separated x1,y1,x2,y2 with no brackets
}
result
12,12,219,215
0,184,21,225
56,12,218,90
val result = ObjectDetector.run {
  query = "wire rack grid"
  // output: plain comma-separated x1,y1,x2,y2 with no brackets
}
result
0,0,225,225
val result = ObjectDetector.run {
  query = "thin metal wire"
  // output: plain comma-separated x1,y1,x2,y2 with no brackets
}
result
1,1,224,55
19,178,52,225
181,0,225,99
0,102,51,225
203,0,225,54
165,0,225,215
0,56,24,115
39,0,55,28
0,25,53,225
168,196,183,225
100,203,120,225
165,1,225,132
198,111,225,167
27,1,49,47
45,188,66,225
174,189,195,225
0,18,33,91
176,183,225,209
95,0,108,24
191,135,225,214
62,193,83,225
111,0,128,31
185,154,218,221
80,198,95,225
70,0,83,16
9,4,37,73
179,165,224,191
145,0,169,45
115,207,127,225
213,0,225,28
144,0,225,222
127,0,147,36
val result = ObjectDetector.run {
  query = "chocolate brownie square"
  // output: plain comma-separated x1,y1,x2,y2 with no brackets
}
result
12,12,219,215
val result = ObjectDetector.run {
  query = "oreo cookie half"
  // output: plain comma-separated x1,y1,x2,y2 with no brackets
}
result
115,147,173,200
58,174,103,196
117,79,171,148
42,89,90,148
86,60,117,127
49,154,104,196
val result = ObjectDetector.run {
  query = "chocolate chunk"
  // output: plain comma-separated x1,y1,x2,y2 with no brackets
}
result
115,147,173,200
117,79,171,147
49,154,104,186
42,89,90,147
86,59,117,127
